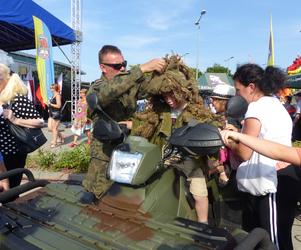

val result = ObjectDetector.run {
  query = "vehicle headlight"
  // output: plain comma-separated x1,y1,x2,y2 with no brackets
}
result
108,150,143,184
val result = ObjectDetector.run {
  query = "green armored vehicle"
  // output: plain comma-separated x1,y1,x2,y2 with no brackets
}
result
0,96,274,250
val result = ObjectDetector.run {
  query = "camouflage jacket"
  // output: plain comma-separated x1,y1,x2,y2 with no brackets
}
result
88,66,152,123
88,66,155,158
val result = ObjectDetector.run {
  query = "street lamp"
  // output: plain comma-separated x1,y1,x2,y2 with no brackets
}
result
224,56,234,62
195,10,207,80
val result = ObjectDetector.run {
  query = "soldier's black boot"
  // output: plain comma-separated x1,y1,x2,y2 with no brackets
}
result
79,191,96,204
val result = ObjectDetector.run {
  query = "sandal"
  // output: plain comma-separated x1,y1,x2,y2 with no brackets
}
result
57,136,65,144
50,143,58,148
69,142,78,148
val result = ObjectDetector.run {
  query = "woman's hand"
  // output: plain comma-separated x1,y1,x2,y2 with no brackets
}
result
3,109,17,123
224,123,239,132
0,162,9,192
220,130,240,146
0,179,9,192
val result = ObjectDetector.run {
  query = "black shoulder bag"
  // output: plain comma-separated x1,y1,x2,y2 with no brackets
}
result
8,122,47,154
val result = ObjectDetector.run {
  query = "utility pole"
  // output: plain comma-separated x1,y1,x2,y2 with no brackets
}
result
195,10,206,80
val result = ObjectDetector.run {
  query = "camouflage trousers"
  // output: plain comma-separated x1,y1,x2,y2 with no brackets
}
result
82,158,113,198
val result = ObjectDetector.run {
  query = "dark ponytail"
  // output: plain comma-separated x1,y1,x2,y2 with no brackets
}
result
261,66,286,95
233,63,286,95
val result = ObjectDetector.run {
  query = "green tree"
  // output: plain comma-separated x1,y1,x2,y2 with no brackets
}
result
189,67,203,79
206,63,231,76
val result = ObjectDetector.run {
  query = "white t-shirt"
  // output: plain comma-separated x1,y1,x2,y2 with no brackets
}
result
236,96,292,196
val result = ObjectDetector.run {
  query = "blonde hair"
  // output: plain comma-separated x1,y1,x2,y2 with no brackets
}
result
0,64,28,104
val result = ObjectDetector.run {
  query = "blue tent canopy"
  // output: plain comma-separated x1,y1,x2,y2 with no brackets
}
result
0,0,76,52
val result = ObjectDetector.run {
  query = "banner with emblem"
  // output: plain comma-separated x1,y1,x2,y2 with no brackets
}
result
33,16,54,104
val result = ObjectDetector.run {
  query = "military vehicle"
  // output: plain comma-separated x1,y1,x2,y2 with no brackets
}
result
0,95,274,250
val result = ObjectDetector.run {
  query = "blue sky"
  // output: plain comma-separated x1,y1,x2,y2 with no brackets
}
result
33,0,301,82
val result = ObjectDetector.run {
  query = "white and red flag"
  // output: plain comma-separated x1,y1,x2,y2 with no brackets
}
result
57,72,63,94
26,70,35,103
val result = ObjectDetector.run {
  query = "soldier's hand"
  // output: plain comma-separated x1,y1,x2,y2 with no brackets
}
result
118,121,133,130
0,179,9,192
140,58,166,74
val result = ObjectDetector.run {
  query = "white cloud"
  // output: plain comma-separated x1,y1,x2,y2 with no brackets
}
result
146,15,172,30
143,0,197,31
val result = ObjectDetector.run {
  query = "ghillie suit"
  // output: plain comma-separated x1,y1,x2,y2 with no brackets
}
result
131,55,224,179
131,55,224,143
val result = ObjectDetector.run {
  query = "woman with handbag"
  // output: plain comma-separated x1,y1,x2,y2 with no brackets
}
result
0,63,44,197
226,64,292,249
48,83,63,148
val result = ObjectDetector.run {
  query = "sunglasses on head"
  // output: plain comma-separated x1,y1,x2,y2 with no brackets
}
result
101,60,127,70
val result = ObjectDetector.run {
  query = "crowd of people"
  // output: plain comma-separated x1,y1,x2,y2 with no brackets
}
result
1,44,301,249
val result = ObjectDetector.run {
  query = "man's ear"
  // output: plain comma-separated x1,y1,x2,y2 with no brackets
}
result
100,64,106,73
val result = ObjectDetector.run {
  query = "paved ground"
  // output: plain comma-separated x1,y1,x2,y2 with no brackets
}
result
294,213,301,249
25,122,301,249
36,122,89,153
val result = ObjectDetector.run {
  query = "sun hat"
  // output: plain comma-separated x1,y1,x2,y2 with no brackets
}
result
211,84,236,100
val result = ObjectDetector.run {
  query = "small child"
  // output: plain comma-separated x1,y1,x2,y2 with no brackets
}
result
69,89,92,147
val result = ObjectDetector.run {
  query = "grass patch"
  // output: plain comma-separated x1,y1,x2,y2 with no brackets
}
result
26,144,90,173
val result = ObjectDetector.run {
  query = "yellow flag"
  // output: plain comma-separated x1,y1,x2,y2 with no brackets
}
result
33,16,54,104
267,15,274,66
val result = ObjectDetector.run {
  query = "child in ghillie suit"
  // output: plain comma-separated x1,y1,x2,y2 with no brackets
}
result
124,55,224,224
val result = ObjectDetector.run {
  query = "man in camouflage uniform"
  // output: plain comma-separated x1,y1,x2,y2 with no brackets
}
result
82,45,165,201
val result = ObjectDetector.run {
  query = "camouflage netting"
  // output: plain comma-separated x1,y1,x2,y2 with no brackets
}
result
131,55,224,139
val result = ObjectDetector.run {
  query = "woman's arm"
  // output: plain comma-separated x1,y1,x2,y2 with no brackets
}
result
4,109,44,128
220,130,301,166
227,117,261,161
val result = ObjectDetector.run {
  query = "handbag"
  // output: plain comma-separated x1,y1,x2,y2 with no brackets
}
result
8,122,47,154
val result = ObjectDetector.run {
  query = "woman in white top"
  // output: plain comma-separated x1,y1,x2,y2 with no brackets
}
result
228,64,292,249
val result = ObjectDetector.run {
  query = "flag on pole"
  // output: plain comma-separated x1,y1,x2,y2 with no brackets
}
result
35,85,46,109
267,15,274,66
33,16,54,104
57,73,63,94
